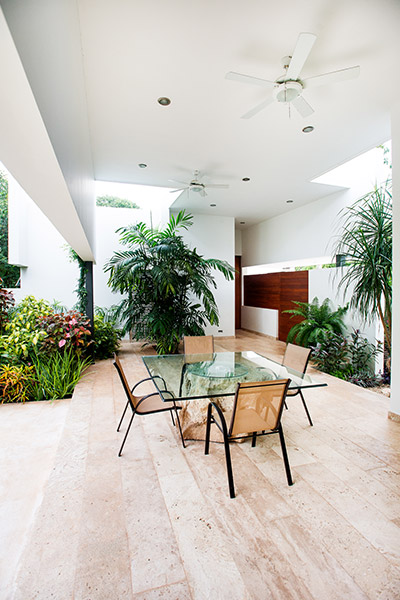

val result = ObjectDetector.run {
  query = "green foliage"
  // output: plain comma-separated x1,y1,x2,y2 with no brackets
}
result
2,296,53,359
334,180,392,353
105,210,235,354
37,311,92,355
0,363,34,403
285,297,348,347
0,278,15,334
28,348,92,401
67,248,88,314
311,329,382,388
0,171,20,288
96,195,139,209
93,314,122,360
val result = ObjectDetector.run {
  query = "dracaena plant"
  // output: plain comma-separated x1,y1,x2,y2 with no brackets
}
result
104,211,235,354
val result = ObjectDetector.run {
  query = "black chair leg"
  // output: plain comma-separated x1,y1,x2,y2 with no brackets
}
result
251,432,257,447
205,403,213,455
117,400,129,432
170,410,175,426
278,423,293,486
299,390,313,426
118,411,135,456
174,405,186,449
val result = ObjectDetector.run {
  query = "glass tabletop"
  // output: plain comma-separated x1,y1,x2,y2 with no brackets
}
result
142,350,326,401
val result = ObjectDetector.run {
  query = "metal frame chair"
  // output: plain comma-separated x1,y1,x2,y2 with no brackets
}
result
282,343,313,426
205,379,293,498
113,354,185,455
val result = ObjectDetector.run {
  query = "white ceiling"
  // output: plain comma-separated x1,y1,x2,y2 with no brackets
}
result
2,0,400,230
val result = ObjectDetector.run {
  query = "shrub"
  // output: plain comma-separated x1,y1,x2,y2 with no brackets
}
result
311,329,382,387
2,296,52,359
285,297,348,347
37,311,92,355
29,348,92,401
93,314,122,360
0,363,34,403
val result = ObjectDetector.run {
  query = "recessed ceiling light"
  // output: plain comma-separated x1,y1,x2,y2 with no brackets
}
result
242,177,250,182
210,203,216,207
240,221,246,224
286,199,294,203
138,163,147,168
158,97,171,106
302,126,314,133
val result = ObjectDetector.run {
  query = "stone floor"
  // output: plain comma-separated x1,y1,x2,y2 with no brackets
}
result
1,330,400,599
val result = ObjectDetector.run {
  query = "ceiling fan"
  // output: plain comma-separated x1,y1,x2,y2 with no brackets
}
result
225,32,360,118
169,170,229,197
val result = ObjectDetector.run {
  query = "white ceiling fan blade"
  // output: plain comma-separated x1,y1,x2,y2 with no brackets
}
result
169,187,187,193
303,65,360,89
168,178,190,186
206,184,229,189
199,188,207,197
241,95,274,119
225,71,275,88
285,32,317,80
292,95,314,118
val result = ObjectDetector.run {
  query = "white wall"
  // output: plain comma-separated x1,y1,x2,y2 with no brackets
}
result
241,306,278,338
8,178,150,310
177,213,235,337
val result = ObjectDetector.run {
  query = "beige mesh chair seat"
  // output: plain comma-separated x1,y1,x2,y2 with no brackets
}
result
113,354,185,456
205,379,293,498
282,343,313,426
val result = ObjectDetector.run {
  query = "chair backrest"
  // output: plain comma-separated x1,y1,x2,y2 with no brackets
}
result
113,354,137,409
183,335,214,355
229,379,290,437
282,343,311,375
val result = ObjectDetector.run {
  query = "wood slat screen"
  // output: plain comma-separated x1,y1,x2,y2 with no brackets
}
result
243,271,308,342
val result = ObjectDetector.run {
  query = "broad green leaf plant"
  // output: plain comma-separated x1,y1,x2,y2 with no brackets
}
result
284,297,348,347
105,211,235,354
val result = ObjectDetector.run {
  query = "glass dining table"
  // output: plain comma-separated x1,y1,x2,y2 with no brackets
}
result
142,350,326,402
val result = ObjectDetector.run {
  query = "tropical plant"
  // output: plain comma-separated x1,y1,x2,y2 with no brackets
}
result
0,363,34,403
285,297,348,347
333,179,392,355
37,311,92,355
2,296,52,359
104,211,235,354
311,329,382,387
28,348,92,401
93,314,122,359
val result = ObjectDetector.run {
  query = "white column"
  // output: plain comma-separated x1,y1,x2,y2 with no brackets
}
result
389,103,400,420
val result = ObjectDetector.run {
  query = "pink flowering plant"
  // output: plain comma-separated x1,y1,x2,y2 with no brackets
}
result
37,311,92,355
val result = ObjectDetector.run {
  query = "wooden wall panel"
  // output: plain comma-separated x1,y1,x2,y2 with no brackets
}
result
279,271,308,342
243,270,309,342
243,273,280,309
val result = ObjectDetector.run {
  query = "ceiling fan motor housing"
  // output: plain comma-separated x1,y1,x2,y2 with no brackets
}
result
273,80,303,103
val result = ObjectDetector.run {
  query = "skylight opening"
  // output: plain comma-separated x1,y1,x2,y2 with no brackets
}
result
311,141,391,188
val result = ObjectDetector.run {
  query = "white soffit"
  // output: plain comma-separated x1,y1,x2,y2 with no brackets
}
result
0,8,94,261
